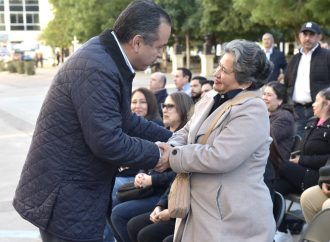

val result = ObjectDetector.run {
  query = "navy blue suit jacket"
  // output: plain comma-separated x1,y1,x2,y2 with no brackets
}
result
269,48,287,82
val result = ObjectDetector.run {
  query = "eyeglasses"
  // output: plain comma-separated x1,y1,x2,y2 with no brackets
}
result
161,103,175,110
214,63,234,75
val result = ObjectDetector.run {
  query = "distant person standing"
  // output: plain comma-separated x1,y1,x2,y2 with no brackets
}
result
149,72,168,117
201,80,214,96
174,67,192,96
285,21,330,137
56,51,61,65
261,33,287,82
13,1,172,242
190,76,207,103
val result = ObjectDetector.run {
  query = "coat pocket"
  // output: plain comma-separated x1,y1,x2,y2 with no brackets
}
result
216,185,223,220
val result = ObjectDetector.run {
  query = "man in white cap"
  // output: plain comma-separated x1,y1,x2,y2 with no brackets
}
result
285,21,330,137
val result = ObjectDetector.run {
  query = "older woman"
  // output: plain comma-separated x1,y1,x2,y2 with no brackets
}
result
157,40,275,241
263,81,295,161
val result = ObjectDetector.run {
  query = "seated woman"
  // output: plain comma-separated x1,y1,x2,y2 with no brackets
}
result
274,87,330,241
274,87,330,195
263,81,295,161
113,87,164,206
300,87,330,224
127,178,174,242
104,87,163,241
110,92,194,242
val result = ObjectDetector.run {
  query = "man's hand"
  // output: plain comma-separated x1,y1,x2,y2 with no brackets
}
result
134,173,152,188
154,142,171,172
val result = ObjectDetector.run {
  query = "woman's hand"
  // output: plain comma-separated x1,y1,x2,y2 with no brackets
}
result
134,173,152,188
150,206,163,223
321,183,330,197
157,209,171,221
289,155,300,164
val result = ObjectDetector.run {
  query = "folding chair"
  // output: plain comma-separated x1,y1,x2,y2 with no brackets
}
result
299,208,330,242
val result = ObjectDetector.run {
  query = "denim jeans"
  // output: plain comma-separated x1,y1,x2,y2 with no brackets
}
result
104,176,135,242
110,195,160,242
294,104,313,138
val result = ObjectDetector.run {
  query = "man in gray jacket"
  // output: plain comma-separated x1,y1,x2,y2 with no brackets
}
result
13,1,172,242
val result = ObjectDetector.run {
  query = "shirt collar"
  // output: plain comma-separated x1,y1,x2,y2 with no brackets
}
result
216,89,243,100
111,31,135,74
299,43,319,55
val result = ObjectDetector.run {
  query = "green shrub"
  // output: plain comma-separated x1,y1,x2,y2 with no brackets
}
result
0,60,6,71
16,61,25,74
7,61,17,73
24,61,35,75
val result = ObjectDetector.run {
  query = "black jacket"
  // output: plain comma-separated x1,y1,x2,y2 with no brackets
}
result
299,118,330,170
285,45,330,102
13,29,172,242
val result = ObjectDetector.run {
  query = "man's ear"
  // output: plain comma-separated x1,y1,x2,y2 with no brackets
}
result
132,35,143,53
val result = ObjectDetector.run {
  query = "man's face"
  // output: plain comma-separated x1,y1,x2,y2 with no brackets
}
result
262,34,273,50
174,70,188,90
133,22,171,71
191,79,202,98
299,31,320,52
149,73,163,92
201,83,213,96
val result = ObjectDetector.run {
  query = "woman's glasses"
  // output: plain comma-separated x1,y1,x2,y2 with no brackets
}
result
161,103,175,110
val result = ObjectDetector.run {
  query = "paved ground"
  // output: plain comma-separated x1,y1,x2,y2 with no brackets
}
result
0,66,302,241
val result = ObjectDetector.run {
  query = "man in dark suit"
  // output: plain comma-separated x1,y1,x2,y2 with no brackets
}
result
262,33,287,82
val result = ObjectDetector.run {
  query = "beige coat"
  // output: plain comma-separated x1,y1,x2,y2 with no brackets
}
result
169,90,275,242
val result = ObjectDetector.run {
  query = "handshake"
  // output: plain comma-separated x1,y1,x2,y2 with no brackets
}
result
154,142,172,172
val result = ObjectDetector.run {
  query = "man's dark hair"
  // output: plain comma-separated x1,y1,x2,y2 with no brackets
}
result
202,80,214,87
192,76,207,85
177,67,192,82
114,0,171,45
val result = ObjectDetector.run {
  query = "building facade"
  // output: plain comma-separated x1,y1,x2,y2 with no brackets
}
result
0,0,52,57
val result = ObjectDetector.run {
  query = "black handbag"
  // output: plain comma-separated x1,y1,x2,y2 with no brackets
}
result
116,182,154,202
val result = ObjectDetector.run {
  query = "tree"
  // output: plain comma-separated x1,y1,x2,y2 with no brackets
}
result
155,0,203,68
41,0,132,49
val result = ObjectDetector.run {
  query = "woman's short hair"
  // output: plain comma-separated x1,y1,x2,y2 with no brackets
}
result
168,92,194,131
224,39,273,89
132,87,161,121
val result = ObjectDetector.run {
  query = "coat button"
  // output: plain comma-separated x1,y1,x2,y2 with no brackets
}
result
172,149,177,155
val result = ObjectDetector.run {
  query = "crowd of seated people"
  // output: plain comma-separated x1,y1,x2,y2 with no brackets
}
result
104,87,165,242
109,91,194,242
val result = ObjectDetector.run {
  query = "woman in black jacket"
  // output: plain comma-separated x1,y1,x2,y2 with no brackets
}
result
274,87,330,195
274,87,330,240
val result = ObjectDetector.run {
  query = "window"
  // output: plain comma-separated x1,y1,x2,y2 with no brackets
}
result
0,13,4,30
25,0,39,11
10,12,24,30
26,13,39,30
9,0,23,11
